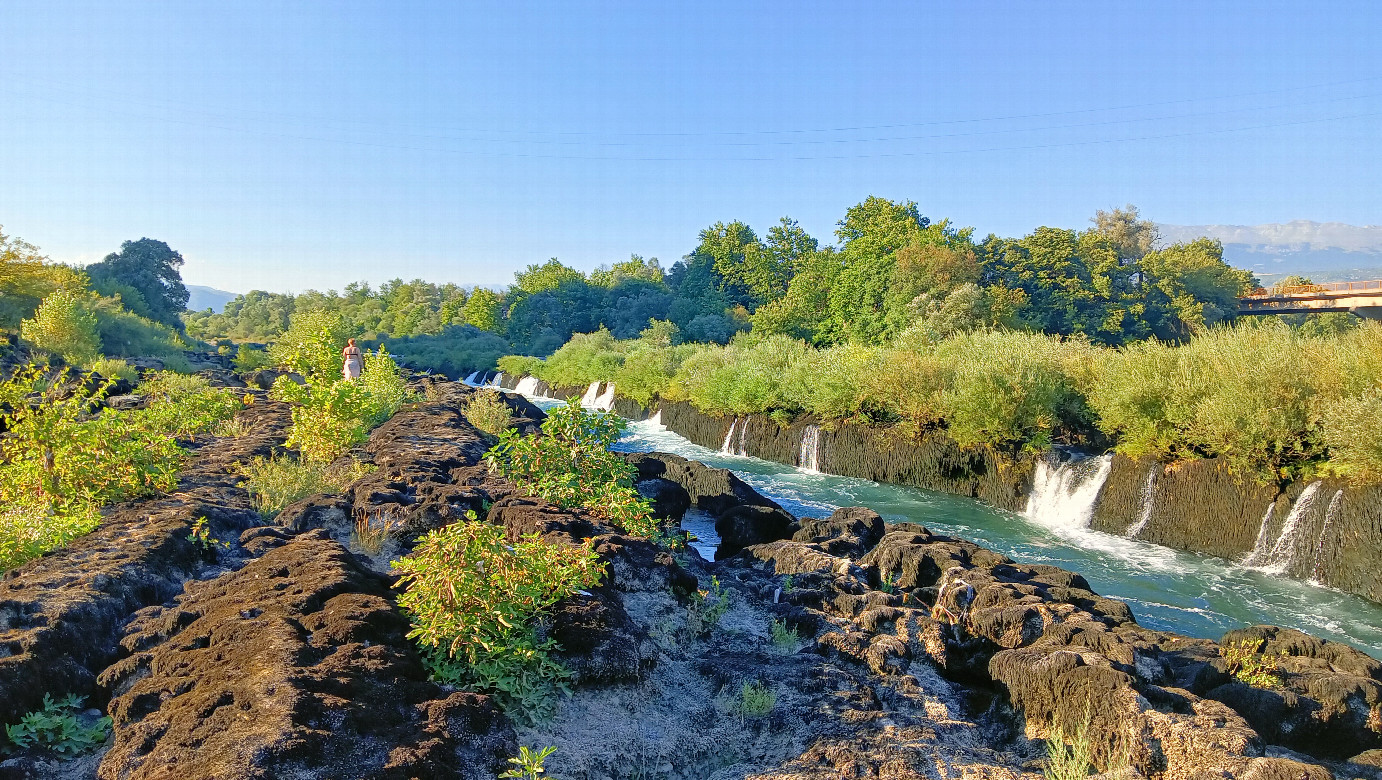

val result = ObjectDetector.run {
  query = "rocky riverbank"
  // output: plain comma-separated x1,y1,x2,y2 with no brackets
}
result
3,373,1380,778
487,374,1382,608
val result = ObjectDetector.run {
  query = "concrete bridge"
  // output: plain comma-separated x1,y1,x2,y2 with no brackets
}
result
1238,280,1382,320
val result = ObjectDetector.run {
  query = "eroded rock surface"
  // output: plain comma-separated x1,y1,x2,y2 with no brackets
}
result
95,531,513,780
0,399,291,726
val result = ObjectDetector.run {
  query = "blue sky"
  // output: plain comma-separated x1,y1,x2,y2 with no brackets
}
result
2,1,1379,293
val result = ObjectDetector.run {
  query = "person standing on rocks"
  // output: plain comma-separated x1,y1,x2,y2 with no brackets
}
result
342,338,363,380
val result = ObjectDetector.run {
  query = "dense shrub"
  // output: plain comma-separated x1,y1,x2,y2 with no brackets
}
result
384,324,512,378
392,521,604,719
0,366,204,569
486,402,663,540
496,354,544,379
132,372,241,440
21,290,100,366
271,348,415,462
268,309,357,381
462,390,514,436
533,328,625,389
232,344,272,372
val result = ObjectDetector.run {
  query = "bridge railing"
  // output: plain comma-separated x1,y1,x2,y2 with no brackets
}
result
1243,279,1382,299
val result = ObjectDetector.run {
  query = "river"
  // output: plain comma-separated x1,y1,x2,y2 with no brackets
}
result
512,391,1382,659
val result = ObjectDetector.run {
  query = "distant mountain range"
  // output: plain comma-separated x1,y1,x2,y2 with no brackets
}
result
1157,221,1382,283
186,285,238,313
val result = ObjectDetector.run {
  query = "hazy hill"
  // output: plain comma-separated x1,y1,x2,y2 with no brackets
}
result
1157,221,1382,283
186,285,238,313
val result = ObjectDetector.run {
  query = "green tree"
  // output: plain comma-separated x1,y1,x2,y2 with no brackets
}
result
0,227,84,330
460,287,504,333
1139,238,1255,338
84,238,190,330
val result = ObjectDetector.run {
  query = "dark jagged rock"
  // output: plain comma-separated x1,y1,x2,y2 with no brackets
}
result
715,504,797,560
792,507,886,558
1199,626,1382,758
95,531,514,780
624,451,785,518
0,400,291,727
635,477,691,522
348,385,501,539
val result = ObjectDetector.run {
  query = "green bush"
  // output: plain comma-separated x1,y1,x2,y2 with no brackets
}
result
133,372,240,440
671,335,808,416
497,354,544,379
21,289,100,366
87,295,191,362
268,309,357,381
384,324,512,378
485,402,663,541
534,328,624,389
932,331,1087,453
0,366,186,569
392,521,604,720
271,347,416,462
233,344,272,372
462,390,514,436
241,455,377,518
89,357,138,385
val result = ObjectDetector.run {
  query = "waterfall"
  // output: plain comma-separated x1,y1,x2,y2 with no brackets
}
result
463,371,480,386
735,417,749,456
1242,503,1278,567
1023,453,1114,530
798,425,822,473
1259,481,1323,574
514,376,540,396
579,381,602,408
1125,468,1157,539
1310,489,1345,583
489,372,505,388
648,410,662,427
720,418,739,454
593,382,617,411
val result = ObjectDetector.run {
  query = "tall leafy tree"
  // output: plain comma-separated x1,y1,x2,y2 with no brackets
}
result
84,238,189,330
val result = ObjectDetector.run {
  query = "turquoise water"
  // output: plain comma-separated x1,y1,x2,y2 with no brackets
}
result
519,394,1382,659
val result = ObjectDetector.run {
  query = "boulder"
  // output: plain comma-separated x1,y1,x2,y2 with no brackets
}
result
715,504,796,560
624,451,785,517
636,477,692,522
792,507,886,558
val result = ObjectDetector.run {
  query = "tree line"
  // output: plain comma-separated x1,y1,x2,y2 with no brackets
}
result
179,199,1273,377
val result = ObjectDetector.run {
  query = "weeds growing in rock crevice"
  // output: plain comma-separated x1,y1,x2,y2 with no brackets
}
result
1220,639,1286,688
392,521,604,723
3,694,111,758
1043,704,1133,780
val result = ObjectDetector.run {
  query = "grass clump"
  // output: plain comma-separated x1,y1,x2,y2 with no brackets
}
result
89,357,137,385
485,401,669,544
721,681,776,724
685,576,731,637
241,455,376,518
3,694,111,757
1043,704,1133,780
392,521,604,721
769,619,800,653
462,390,514,436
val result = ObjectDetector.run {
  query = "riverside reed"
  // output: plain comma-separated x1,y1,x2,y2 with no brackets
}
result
502,319,1382,485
